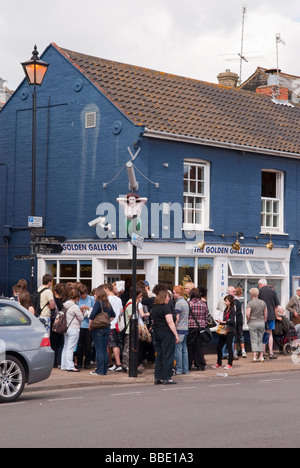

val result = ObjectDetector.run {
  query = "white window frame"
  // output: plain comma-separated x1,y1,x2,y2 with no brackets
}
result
183,159,210,231
261,170,284,234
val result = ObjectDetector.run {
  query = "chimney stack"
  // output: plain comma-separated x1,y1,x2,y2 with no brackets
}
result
256,68,289,102
217,69,239,88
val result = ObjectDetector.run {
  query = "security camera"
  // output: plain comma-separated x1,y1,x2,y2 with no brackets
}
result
88,216,106,228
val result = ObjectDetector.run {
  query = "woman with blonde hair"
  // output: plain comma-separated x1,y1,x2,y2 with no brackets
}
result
184,282,195,300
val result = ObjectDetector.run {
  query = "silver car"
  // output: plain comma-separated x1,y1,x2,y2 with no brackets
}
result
0,299,54,403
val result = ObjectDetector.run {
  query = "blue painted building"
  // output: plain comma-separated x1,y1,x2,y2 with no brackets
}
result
1,43,300,316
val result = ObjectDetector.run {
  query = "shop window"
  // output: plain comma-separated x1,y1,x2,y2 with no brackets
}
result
198,258,212,288
107,260,118,270
183,160,210,230
45,260,93,292
261,170,284,232
158,257,175,290
107,259,144,271
60,261,77,279
179,257,195,286
229,260,249,276
268,261,285,275
249,260,268,276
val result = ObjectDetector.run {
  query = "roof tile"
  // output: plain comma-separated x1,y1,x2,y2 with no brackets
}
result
57,44,300,155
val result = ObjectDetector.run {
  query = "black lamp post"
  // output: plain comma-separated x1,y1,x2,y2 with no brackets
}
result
21,45,49,292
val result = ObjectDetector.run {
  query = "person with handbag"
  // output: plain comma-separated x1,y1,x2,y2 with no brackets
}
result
61,289,84,373
213,295,236,370
187,287,209,372
89,287,116,376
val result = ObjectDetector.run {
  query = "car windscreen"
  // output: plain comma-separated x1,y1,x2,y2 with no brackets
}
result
0,304,31,326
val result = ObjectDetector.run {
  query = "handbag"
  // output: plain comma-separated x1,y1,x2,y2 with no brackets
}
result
90,302,110,330
189,303,212,343
138,323,152,343
216,324,229,335
207,313,217,328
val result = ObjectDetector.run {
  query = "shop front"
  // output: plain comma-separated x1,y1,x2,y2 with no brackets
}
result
37,240,293,320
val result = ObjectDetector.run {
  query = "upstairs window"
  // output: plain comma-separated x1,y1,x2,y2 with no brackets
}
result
261,170,284,233
183,160,210,230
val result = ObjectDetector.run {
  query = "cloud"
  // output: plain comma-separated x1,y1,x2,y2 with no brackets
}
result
1,0,300,91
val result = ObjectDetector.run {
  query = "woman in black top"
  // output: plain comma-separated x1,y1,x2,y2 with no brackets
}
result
214,295,236,370
152,290,180,385
89,287,115,376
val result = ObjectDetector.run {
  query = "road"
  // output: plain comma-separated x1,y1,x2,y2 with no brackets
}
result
0,371,299,449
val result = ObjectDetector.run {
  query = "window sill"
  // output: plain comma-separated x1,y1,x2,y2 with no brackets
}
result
260,230,289,236
182,224,214,232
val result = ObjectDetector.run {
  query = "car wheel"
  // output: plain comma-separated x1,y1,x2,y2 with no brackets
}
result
0,355,26,403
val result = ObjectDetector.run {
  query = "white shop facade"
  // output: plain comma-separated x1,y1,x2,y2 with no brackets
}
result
37,240,293,319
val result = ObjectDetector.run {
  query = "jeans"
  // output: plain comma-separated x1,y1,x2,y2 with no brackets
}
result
92,328,110,375
61,328,80,371
153,330,175,381
175,334,189,374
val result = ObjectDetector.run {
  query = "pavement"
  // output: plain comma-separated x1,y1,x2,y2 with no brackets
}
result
25,350,300,394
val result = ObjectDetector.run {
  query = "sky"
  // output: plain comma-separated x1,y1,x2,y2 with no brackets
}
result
2,0,300,91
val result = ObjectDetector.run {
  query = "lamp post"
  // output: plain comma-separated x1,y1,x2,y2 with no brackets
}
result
21,45,49,293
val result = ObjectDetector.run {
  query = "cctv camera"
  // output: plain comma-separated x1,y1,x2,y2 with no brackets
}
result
88,216,106,228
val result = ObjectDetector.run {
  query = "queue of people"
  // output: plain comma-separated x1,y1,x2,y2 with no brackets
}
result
9,275,299,381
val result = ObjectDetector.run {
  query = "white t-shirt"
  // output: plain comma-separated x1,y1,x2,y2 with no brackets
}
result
108,295,123,330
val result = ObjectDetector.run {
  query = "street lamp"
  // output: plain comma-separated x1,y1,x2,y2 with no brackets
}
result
21,45,49,292
21,45,49,87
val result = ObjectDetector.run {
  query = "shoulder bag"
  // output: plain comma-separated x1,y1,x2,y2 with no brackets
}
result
189,304,212,344
90,302,111,330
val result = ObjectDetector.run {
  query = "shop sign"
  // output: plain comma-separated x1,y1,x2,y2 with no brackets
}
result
62,242,119,253
193,244,255,256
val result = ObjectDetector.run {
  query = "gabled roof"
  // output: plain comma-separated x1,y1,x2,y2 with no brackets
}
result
54,44,300,156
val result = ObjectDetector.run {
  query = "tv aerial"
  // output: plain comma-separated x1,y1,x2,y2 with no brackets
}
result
219,5,263,85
